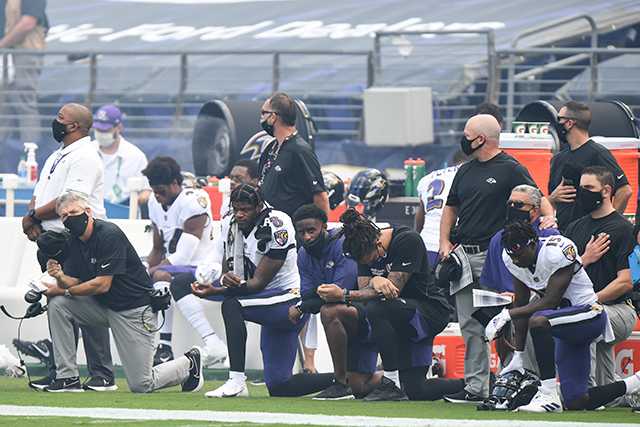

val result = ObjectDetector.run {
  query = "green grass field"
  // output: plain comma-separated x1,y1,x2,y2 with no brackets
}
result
1,377,639,426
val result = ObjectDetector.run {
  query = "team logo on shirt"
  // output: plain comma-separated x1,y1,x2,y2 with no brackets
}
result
274,230,288,246
269,216,283,228
325,261,335,269
197,196,208,208
275,165,283,172
562,244,577,261
486,177,497,184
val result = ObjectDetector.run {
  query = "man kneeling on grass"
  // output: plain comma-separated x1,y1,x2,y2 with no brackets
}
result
43,191,203,393
291,204,382,400
189,184,334,397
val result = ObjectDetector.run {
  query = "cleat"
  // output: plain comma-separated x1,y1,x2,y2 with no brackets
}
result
205,379,249,398
313,381,355,400
82,376,118,391
363,377,408,402
182,346,204,392
516,388,563,413
45,376,83,393
153,344,174,366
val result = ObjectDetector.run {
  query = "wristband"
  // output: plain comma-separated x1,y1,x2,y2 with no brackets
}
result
27,209,41,224
344,288,352,305
64,288,72,297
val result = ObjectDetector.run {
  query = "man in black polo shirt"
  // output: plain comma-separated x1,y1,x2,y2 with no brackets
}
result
257,92,329,217
563,166,636,404
440,114,553,403
43,191,203,393
548,101,632,231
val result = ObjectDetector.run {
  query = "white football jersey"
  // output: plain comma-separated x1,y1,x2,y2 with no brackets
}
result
416,165,459,252
502,235,597,307
148,188,215,266
209,208,300,292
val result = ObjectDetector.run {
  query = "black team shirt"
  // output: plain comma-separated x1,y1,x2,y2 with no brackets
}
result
64,219,152,311
446,152,536,247
549,140,628,231
358,226,452,333
258,133,325,218
564,211,635,304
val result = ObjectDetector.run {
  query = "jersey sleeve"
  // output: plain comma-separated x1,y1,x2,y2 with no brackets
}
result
595,149,629,189
178,191,209,225
511,162,537,189
389,232,424,273
265,212,296,260
64,152,102,196
293,148,325,194
545,237,580,273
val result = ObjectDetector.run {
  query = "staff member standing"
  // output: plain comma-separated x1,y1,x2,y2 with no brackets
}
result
563,167,636,403
548,101,632,230
44,191,204,393
20,103,113,391
257,92,329,217
440,114,552,403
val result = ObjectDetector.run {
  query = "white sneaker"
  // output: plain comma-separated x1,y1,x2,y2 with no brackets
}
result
205,379,249,398
203,334,228,368
517,388,563,413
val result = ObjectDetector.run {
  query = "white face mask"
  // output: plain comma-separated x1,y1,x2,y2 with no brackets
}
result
95,130,116,148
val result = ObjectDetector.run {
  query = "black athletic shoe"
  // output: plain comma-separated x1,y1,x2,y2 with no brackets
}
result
182,346,204,392
313,382,356,400
13,338,54,367
153,344,174,366
82,376,118,391
443,389,484,404
45,376,83,393
29,374,55,391
363,377,409,402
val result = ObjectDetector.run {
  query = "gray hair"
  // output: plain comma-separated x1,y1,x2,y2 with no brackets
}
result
56,190,90,213
511,185,542,208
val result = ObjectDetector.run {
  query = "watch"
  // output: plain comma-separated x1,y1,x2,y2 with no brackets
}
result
27,209,41,224
64,289,72,297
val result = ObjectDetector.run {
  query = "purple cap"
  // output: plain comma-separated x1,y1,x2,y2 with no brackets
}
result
93,104,123,131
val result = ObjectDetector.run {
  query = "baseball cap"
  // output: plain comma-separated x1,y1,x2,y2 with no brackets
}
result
93,104,123,131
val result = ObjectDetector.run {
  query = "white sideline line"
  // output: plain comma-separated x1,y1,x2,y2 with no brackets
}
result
0,405,632,427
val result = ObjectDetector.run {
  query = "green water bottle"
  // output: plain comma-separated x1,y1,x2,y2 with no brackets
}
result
413,158,426,196
404,158,415,197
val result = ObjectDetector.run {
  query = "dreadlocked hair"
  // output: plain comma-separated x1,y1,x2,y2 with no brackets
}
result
501,220,537,250
339,208,380,260
230,184,263,207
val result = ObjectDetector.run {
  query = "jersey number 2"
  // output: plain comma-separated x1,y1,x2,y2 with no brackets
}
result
425,179,445,212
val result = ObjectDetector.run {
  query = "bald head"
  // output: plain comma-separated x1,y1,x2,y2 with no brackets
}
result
59,103,93,133
465,114,501,142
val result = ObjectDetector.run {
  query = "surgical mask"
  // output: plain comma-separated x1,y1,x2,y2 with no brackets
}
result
95,130,116,148
63,211,89,238
302,230,327,258
577,187,603,214
51,119,68,143
260,117,275,137
506,206,531,224
460,135,483,156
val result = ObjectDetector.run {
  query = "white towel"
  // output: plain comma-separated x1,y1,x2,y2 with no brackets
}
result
449,245,474,296
226,221,246,280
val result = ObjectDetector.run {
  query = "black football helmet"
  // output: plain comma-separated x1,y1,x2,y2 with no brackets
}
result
477,369,540,411
323,171,345,210
346,168,389,217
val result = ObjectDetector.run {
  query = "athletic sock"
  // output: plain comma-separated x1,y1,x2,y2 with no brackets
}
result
229,371,246,385
384,370,401,389
540,378,557,393
624,373,640,394
587,382,626,410
530,326,556,381
159,333,172,348
176,294,215,339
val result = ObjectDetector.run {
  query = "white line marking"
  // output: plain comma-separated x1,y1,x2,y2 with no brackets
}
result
0,405,632,427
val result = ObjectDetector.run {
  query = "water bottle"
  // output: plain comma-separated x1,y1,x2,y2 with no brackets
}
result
17,153,27,183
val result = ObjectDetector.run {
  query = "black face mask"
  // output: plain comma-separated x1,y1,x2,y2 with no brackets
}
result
577,187,603,214
51,119,68,143
460,135,484,156
63,212,89,238
506,206,531,224
260,117,275,137
303,230,327,258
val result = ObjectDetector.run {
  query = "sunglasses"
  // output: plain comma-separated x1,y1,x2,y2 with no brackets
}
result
557,115,577,122
507,200,533,210
505,238,536,256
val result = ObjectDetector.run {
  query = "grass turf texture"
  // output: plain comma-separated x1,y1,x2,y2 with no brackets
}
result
1,377,639,425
